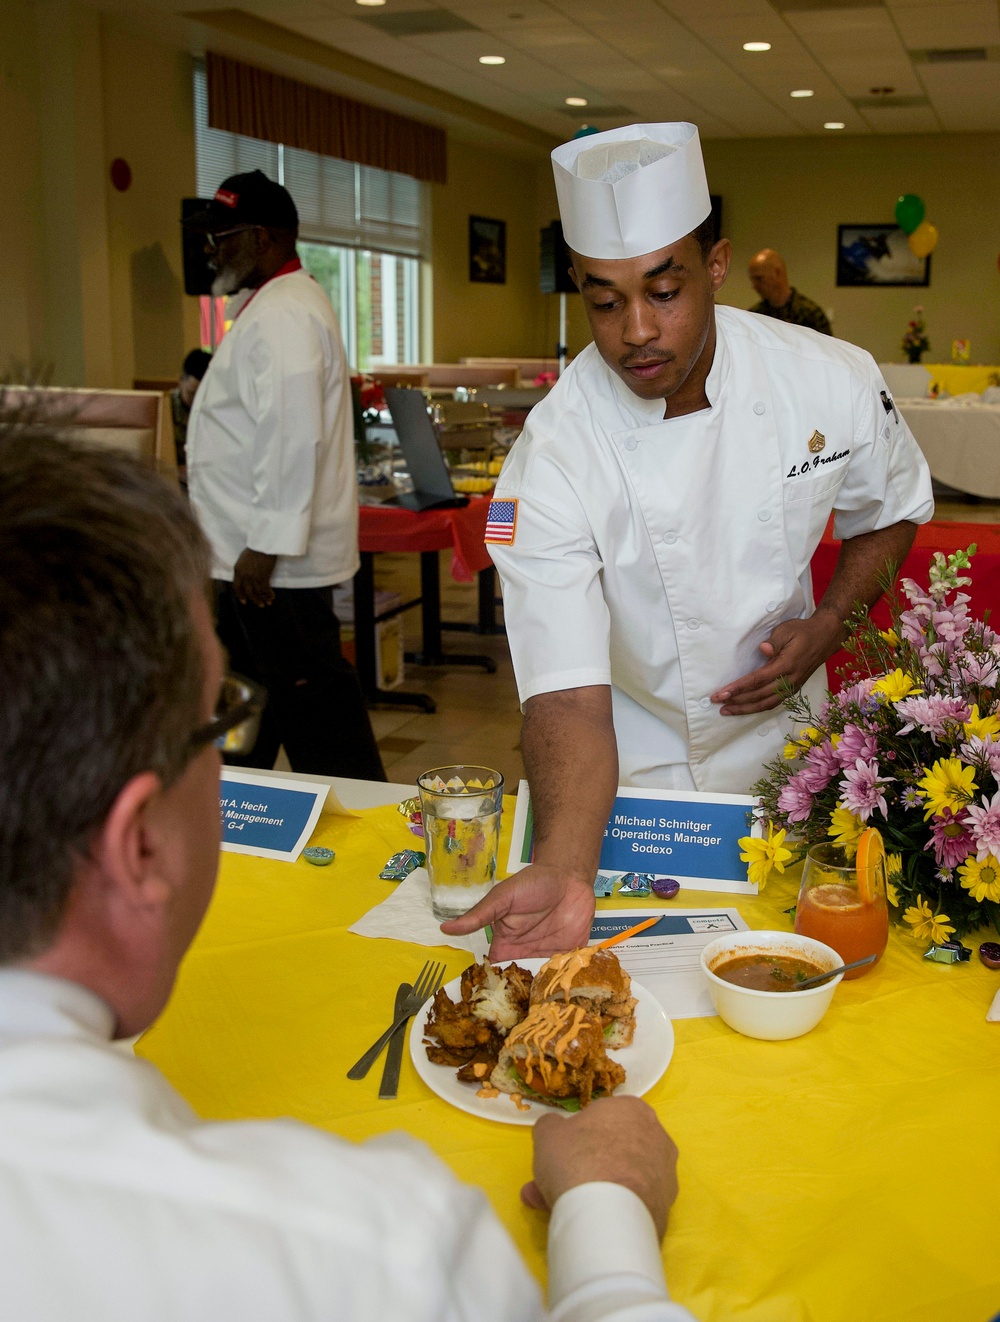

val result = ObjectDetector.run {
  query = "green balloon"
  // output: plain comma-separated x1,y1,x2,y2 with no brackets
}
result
895,194,925,235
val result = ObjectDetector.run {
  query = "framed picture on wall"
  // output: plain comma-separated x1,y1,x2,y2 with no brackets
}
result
469,215,506,284
836,223,931,287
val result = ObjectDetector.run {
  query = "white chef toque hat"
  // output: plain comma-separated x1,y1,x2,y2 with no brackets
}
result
551,123,712,261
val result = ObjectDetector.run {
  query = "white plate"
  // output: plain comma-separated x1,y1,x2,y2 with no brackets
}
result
408,957,674,1126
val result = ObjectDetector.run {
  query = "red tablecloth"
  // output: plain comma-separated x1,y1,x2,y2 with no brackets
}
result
358,496,493,582
810,519,1000,688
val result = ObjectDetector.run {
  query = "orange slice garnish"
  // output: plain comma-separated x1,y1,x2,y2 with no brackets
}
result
855,827,885,904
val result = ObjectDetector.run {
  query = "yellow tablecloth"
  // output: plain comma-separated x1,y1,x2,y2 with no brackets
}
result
137,803,1000,1321
923,363,1000,396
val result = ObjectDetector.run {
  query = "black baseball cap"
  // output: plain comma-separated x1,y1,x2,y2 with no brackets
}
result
183,170,299,233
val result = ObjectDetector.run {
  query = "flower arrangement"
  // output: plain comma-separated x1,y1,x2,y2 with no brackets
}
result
901,306,930,364
750,546,1000,943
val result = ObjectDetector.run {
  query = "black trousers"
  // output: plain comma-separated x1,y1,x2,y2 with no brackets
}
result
214,582,387,782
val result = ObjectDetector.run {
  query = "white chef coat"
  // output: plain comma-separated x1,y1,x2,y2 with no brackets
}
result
187,266,359,589
490,306,933,794
0,970,696,1322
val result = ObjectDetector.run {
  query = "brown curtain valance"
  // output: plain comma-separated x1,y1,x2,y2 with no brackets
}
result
206,52,447,185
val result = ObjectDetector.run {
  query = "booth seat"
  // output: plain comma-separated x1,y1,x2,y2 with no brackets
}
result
0,386,176,481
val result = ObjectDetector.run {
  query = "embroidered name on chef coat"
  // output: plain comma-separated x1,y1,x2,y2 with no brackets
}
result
485,498,519,545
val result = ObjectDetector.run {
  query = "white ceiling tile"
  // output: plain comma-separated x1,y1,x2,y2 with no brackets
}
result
890,2,1000,49
858,103,943,131
918,60,1000,127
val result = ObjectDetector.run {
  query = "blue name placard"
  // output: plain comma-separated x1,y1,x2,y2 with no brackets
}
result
220,770,328,862
507,782,759,895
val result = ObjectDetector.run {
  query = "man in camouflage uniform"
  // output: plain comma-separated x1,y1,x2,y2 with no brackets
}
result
748,249,831,336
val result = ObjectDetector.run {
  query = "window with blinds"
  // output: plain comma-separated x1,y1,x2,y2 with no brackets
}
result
194,63,428,259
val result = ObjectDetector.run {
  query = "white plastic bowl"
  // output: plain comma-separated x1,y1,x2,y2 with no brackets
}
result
700,930,844,1041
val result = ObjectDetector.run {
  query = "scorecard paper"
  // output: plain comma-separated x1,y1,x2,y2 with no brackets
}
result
507,781,760,895
590,908,750,1019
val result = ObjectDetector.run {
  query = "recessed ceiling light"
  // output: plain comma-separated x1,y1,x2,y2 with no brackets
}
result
565,96,588,107
479,55,506,65
743,41,771,52
355,0,386,6
824,121,845,129
790,89,814,98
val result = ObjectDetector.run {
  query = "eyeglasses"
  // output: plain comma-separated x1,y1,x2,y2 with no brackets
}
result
189,674,266,756
205,225,258,251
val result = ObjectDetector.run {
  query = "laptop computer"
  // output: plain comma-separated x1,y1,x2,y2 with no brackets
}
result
384,387,468,511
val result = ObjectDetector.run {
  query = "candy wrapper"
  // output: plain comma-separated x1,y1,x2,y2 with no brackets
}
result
380,849,426,881
397,797,424,839
651,877,680,899
302,846,335,867
593,875,615,898
924,939,972,964
979,941,1000,970
616,872,655,896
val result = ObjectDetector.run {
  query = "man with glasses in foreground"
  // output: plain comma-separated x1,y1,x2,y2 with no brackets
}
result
0,436,695,1319
183,170,384,782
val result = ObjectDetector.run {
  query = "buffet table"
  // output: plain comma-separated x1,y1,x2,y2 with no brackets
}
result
899,398,1000,498
137,774,1000,1322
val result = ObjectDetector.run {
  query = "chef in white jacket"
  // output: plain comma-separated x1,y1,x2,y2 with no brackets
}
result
443,123,932,959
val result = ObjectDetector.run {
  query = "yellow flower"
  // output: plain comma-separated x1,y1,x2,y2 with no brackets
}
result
903,894,956,945
880,628,900,648
738,823,793,891
782,727,822,760
828,803,865,857
963,704,1000,741
871,668,922,702
958,855,1000,904
885,852,903,907
917,757,977,820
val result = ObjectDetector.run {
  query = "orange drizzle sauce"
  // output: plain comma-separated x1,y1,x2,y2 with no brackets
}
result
507,1002,589,1093
539,948,598,1002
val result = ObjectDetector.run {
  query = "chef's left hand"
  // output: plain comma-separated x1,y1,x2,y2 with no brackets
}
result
233,548,278,607
711,610,844,715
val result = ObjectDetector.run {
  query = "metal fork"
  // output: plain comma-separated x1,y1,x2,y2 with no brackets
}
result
346,961,446,1080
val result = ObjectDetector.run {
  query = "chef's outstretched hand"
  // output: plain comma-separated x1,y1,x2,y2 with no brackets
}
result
439,864,596,959
711,610,844,715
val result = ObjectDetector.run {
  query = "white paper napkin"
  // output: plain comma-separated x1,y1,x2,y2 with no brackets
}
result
349,868,491,961
987,987,1000,1023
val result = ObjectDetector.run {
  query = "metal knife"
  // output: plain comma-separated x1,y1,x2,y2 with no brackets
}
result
378,981,412,1100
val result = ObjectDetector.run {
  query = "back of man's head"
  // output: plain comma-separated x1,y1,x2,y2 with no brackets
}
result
0,431,210,962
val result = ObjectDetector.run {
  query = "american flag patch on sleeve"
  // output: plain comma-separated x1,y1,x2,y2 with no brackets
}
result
484,498,518,546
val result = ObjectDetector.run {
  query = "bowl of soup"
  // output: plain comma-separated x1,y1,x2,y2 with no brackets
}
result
700,931,844,1040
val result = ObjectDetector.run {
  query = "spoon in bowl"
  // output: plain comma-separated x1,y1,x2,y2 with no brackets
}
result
795,954,876,989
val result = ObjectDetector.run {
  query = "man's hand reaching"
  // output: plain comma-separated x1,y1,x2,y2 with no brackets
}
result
439,864,596,960
711,609,844,715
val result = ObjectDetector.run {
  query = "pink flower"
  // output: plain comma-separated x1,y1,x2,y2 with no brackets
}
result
931,606,971,645
960,737,1000,778
841,758,892,821
964,790,1000,861
894,695,971,738
777,772,814,823
836,678,877,709
924,809,974,869
799,741,841,794
835,723,878,768
958,652,999,686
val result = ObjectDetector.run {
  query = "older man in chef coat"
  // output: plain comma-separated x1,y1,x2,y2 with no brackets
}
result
443,123,933,958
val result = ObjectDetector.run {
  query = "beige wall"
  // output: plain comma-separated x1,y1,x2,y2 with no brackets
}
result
430,139,555,362
705,132,1000,365
0,2,199,387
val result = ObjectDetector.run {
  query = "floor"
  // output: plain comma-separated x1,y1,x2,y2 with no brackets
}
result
275,496,1000,792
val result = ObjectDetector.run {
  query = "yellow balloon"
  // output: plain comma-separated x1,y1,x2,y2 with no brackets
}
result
908,221,938,258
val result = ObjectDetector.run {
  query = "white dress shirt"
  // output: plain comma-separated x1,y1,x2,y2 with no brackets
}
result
0,970,696,1322
490,307,934,794
187,266,359,589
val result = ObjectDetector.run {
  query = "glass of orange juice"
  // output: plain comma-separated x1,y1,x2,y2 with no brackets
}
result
794,837,888,979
